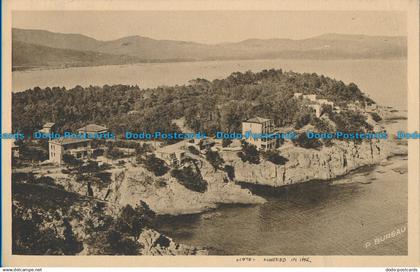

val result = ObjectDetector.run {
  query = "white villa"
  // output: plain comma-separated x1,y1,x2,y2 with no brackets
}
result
317,99,334,107
308,104,322,118
242,117,276,150
77,124,108,135
38,122,55,134
294,92,335,117
12,142,20,158
49,138,92,165
302,94,317,102
293,92,303,98
155,140,186,166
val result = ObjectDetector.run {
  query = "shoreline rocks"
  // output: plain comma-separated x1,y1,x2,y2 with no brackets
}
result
138,228,208,255
107,158,266,216
229,139,403,187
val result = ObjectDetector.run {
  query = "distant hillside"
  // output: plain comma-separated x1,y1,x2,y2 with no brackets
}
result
12,28,407,70
12,41,145,70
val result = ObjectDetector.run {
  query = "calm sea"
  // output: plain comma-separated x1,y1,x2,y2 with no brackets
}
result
155,154,407,255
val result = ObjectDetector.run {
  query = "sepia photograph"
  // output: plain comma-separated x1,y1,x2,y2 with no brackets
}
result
2,0,419,268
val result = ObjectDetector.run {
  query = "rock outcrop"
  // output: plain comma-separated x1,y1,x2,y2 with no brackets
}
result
229,139,402,187
138,228,208,255
107,157,265,215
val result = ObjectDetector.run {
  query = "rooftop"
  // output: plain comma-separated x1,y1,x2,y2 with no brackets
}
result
244,117,271,123
78,124,107,132
43,122,55,128
157,140,187,154
50,138,91,146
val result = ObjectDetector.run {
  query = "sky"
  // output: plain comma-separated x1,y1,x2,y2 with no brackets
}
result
12,11,406,43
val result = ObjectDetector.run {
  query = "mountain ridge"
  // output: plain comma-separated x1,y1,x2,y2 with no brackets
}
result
13,28,406,43
12,28,407,70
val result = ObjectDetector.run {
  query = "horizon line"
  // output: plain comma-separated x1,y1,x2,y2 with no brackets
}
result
12,27,407,45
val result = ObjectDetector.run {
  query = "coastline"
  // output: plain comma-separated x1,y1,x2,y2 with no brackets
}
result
12,56,407,73
41,110,407,217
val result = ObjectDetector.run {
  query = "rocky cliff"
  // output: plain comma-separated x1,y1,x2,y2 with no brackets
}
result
229,139,404,187
49,154,265,216
49,138,406,216
106,157,265,215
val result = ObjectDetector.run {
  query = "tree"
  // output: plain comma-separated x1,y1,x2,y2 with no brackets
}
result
19,143,48,162
105,147,125,160
321,104,333,116
224,165,235,180
370,112,382,122
330,110,372,133
294,109,313,129
293,133,322,149
262,150,288,165
171,166,208,193
62,154,82,167
12,69,376,142
237,141,260,164
116,202,155,237
84,202,155,255
12,205,83,255
205,150,224,170
222,138,232,148
138,154,169,177
188,145,200,155
62,218,83,254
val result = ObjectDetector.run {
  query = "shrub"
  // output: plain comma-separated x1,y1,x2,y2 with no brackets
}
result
311,117,333,133
85,202,155,255
222,138,232,147
154,179,167,188
138,154,169,177
237,141,260,164
330,110,373,133
104,230,139,255
20,144,48,162
293,133,322,149
205,150,224,170
79,161,99,173
321,104,333,116
61,169,71,174
62,154,82,167
116,202,155,237
262,150,288,165
188,145,200,155
370,112,382,122
105,148,125,160
171,166,208,193
293,107,314,129
92,149,104,158
35,176,57,186
94,172,112,184
224,165,235,180
12,172,35,183
12,205,82,255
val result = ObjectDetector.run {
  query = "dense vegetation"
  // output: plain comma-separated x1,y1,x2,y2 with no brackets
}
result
205,150,224,170
138,154,169,177
12,177,156,255
237,141,261,164
12,69,374,137
171,165,208,193
262,150,288,165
